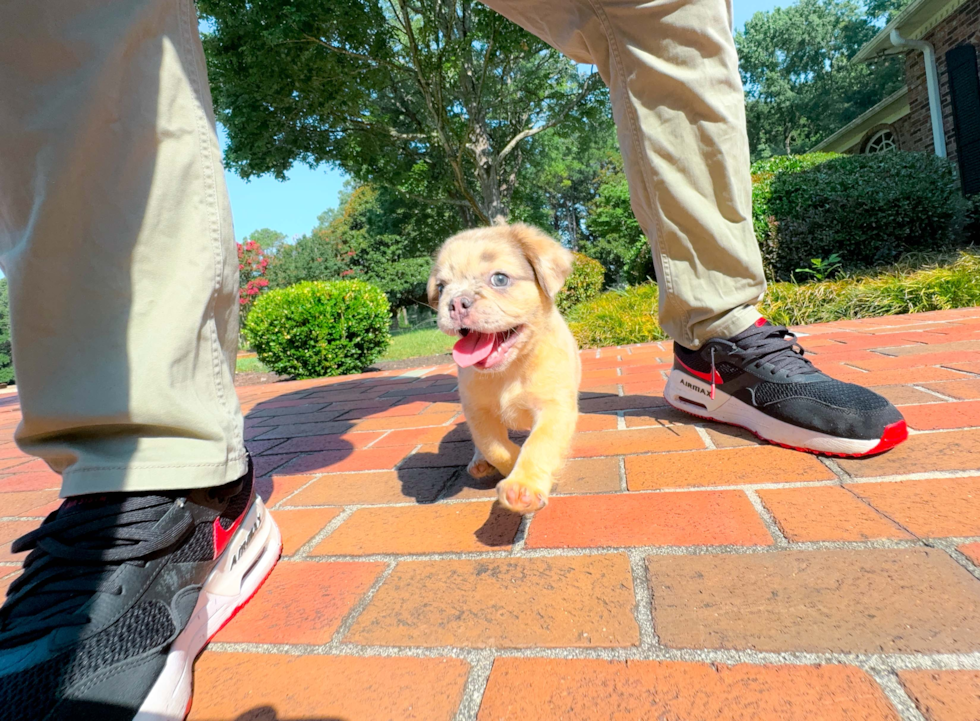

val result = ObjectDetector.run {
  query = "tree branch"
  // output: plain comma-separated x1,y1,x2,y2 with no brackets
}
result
494,72,597,164
296,33,415,75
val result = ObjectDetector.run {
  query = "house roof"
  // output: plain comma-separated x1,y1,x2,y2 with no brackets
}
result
854,0,967,61
810,88,910,152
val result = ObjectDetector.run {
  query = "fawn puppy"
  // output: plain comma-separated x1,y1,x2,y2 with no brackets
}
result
428,223,581,513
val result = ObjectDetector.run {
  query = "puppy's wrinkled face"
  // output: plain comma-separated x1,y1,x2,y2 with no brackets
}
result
428,224,572,372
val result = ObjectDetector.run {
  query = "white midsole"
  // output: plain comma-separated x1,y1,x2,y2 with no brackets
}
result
134,497,281,721
664,370,881,455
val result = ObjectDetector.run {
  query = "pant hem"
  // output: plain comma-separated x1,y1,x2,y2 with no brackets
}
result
59,453,249,497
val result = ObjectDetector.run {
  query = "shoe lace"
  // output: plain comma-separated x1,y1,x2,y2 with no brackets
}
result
0,495,192,648
728,323,820,377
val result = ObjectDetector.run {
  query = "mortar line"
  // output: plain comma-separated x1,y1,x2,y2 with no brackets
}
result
867,669,927,721
511,513,532,555
289,507,356,560
617,457,628,492
627,549,659,649
616,411,627,431
453,652,495,721
910,384,961,402
362,429,393,449
744,489,789,546
819,456,851,484
694,425,716,450
927,539,980,582
327,560,397,645
268,471,328,511
205,640,980,671
293,536,954,565
941,364,980,377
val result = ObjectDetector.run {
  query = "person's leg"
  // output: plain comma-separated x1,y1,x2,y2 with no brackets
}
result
482,0,765,348
0,2,280,718
482,0,907,455
0,0,246,496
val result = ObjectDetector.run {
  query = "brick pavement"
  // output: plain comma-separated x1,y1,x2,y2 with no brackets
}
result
2,308,980,719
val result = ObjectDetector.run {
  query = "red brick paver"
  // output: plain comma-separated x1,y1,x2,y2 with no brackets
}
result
0,309,979,717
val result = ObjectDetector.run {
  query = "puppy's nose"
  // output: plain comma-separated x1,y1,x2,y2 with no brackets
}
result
450,294,474,320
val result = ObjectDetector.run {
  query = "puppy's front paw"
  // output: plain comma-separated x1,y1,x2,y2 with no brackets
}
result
496,476,549,514
468,457,497,479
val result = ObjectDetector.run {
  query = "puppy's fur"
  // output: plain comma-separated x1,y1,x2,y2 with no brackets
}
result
428,223,581,514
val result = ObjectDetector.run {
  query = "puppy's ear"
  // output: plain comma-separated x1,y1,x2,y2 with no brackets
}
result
510,223,573,300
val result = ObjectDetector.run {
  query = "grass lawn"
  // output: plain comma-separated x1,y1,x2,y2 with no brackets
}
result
382,327,455,361
237,328,455,374
236,356,269,373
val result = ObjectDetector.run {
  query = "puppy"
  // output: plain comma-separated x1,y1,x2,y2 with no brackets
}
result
428,223,581,514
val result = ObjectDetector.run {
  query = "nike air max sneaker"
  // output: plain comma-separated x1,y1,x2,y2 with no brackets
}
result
0,459,281,721
665,320,908,457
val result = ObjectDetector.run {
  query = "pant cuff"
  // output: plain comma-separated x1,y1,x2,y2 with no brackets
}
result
59,453,249,497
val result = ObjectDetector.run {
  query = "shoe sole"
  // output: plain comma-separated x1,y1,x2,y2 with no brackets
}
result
134,496,282,721
664,369,908,457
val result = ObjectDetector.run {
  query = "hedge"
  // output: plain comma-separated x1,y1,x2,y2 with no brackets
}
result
556,252,605,314
567,251,980,348
752,152,968,280
243,279,391,378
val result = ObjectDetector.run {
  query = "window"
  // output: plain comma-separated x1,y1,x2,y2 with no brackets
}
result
864,128,898,154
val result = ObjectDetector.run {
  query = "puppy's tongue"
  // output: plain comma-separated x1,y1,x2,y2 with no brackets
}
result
453,332,495,368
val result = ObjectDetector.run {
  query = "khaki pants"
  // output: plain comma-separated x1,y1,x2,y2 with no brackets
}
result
0,0,765,495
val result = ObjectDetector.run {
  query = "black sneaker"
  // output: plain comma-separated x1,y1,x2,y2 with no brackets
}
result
0,459,281,721
665,319,908,457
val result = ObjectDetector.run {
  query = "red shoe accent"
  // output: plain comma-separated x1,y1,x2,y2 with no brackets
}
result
212,509,246,558
864,419,908,455
676,358,723,385
754,317,768,327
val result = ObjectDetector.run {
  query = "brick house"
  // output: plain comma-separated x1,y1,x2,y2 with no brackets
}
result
813,0,980,189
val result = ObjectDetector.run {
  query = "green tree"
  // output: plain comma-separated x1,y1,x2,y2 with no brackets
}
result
736,0,904,158
581,160,653,285
513,99,620,249
265,229,352,289
245,228,287,254
199,0,601,224
0,279,13,385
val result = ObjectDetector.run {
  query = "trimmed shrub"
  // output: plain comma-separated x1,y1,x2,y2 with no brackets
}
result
243,279,391,379
566,250,980,348
556,252,606,314
0,279,13,385
755,152,968,279
566,283,665,348
751,152,839,254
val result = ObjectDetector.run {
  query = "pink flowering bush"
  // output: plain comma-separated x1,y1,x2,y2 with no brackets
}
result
237,239,269,317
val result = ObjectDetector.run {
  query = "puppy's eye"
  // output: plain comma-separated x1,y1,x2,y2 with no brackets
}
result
436,284,444,296
490,273,510,288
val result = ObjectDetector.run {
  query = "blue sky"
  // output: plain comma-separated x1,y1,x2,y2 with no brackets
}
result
221,0,782,242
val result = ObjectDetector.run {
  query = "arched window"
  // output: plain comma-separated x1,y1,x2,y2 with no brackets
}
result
864,128,898,153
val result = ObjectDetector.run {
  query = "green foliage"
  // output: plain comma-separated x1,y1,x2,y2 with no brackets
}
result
245,228,287,254
566,284,666,348
556,253,606,314
761,251,980,326
199,0,601,224
243,279,391,379
795,253,843,282
567,251,980,349
736,0,905,158
751,152,840,249
581,161,653,285
761,152,967,279
265,230,353,290
0,279,13,384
